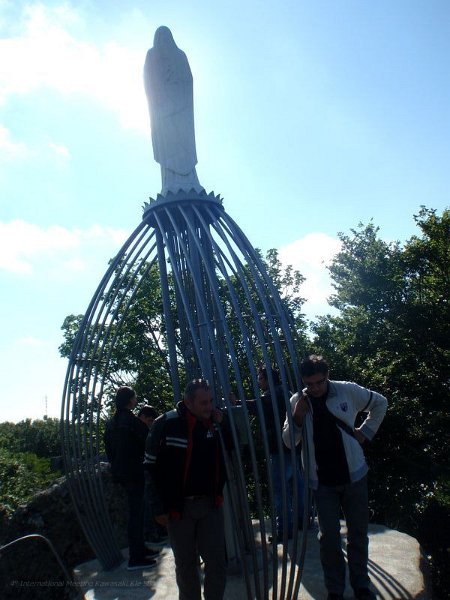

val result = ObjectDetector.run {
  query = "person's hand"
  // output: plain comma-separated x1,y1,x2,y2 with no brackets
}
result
354,428,366,444
155,514,169,526
293,393,309,427
212,408,223,424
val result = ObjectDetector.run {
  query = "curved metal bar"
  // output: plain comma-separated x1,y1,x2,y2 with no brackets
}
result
176,205,271,598
61,222,157,568
214,208,309,597
188,204,285,596
212,223,296,599
0,533,85,599
61,193,307,597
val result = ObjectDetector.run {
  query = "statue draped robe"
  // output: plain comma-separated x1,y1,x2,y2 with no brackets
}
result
144,26,203,195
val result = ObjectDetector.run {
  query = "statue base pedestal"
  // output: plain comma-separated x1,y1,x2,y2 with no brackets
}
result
142,189,223,218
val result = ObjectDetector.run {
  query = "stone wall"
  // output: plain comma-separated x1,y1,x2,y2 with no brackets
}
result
0,463,127,600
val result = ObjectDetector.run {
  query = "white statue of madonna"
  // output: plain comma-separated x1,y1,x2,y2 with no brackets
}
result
144,26,204,196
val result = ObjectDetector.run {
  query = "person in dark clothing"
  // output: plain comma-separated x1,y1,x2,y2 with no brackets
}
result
104,386,158,571
234,365,304,543
138,404,158,428
144,379,227,600
138,405,169,547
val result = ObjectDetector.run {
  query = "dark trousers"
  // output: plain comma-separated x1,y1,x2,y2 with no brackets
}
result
123,480,146,562
167,497,226,600
314,475,370,595
143,471,159,539
270,451,305,536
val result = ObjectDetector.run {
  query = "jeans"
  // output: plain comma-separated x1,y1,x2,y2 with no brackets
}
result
314,475,370,594
270,451,305,537
167,497,226,600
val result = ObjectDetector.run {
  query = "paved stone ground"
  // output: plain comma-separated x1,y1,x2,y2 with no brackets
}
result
74,522,430,599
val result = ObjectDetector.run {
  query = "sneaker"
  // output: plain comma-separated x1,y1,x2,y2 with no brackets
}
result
327,594,344,600
354,588,376,600
145,548,161,558
127,557,157,571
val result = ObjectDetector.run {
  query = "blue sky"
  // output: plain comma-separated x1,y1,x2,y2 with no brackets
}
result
1,1,449,422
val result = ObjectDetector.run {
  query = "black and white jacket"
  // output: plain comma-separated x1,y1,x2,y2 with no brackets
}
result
144,401,227,519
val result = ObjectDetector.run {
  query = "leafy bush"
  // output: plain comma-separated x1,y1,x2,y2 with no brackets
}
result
0,418,61,459
0,448,59,514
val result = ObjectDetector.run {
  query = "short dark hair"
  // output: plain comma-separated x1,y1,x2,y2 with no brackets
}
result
138,405,158,419
258,365,281,385
184,379,210,402
300,355,329,378
115,386,136,411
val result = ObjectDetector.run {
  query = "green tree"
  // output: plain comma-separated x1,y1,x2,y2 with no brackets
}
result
217,248,306,395
59,261,175,416
0,418,61,459
0,418,62,513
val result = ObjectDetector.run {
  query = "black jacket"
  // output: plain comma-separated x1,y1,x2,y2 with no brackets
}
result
105,408,149,484
144,401,227,518
246,384,288,454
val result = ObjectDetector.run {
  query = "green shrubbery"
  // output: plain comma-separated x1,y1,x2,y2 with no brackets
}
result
0,418,61,458
0,420,61,514
0,449,57,512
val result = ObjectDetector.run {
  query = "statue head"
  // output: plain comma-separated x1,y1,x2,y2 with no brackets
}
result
153,26,178,51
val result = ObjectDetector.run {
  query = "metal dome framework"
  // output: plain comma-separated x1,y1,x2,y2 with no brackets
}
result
61,191,310,600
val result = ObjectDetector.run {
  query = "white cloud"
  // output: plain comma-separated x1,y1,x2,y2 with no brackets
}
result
0,123,72,163
16,335,45,346
279,232,341,319
0,124,29,159
0,4,149,133
47,141,71,159
0,219,128,276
